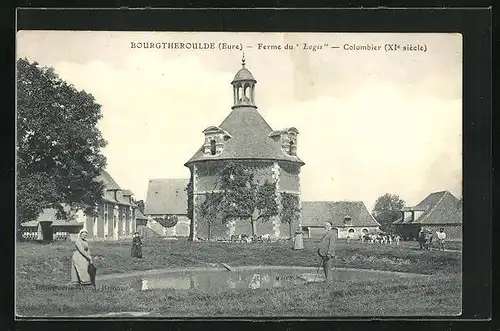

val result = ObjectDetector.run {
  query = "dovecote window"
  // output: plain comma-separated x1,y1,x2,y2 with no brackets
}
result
269,127,299,156
202,126,232,156
210,139,216,155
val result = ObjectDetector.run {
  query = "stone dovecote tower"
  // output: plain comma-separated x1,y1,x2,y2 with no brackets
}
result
184,56,305,240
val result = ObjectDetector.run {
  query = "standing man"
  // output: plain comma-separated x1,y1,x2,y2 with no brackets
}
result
436,228,446,251
317,221,336,281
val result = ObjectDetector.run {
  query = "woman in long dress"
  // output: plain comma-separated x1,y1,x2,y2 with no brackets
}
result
71,229,93,286
131,232,143,258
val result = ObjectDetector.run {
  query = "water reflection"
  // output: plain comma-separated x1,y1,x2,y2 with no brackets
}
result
124,268,395,293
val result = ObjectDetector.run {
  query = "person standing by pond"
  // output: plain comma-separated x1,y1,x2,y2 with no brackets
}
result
71,229,95,287
436,228,446,251
131,232,143,258
293,226,304,250
317,221,336,281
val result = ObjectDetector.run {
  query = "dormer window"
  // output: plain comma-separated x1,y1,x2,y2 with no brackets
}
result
202,126,232,157
269,127,299,156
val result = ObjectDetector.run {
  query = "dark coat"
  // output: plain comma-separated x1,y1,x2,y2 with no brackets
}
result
131,236,143,258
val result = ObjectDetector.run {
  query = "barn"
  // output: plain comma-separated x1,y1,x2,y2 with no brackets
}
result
301,201,381,239
18,170,141,242
144,178,191,237
392,190,462,241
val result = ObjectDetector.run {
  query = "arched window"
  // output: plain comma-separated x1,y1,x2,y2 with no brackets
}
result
348,228,355,233
210,139,216,155
362,228,368,234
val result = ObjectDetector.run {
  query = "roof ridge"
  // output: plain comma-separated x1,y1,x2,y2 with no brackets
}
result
415,190,448,224
368,211,382,227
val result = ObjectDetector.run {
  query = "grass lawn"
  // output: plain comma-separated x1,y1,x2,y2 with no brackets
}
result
16,237,461,317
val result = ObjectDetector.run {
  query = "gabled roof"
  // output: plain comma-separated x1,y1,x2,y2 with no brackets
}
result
413,191,448,211
411,191,462,225
185,107,305,166
301,201,381,228
393,191,462,225
95,170,120,190
144,179,189,215
95,170,134,206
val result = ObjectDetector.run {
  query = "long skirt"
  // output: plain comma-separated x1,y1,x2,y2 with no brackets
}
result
71,251,91,285
293,234,304,250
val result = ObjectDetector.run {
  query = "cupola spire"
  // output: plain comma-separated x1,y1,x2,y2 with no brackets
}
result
231,55,257,109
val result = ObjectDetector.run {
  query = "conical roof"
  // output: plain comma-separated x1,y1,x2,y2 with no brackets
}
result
232,67,256,83
185,106,304,166
231,54,256,84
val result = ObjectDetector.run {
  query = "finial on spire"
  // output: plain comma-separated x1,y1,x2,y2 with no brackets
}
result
242,52,246,66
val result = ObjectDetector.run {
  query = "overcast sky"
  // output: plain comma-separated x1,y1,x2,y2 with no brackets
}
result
16,31,462,210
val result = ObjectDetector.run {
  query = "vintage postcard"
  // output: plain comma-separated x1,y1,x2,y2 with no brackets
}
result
15,31,462,318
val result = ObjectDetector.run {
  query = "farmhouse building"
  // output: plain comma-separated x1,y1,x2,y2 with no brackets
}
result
301,201,381,239
144,179,191,237
184,56,305,239
19,170,140,241
392,190,462,240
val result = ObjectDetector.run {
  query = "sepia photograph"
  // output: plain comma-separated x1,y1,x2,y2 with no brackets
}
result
15,30,463,318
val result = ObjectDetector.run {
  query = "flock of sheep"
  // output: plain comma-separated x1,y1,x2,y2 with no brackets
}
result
357,233,401,245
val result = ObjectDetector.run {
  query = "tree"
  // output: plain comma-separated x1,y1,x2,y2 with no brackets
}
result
154,215,179,228
210,162,279,237
196,192,223,240
372,193,406,232
185,177,194,240
16,58,107,227
280,193,301,237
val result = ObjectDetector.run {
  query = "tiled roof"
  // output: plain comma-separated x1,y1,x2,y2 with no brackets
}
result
411,191,462,225
185,106,305,166
144,179,189,215
96,170,134,206
301,201,381,228
413,191,448,211
394,191,462,225
95,170,120,190
232,67,256,83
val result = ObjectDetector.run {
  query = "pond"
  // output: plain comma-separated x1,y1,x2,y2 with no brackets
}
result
98,267,427,293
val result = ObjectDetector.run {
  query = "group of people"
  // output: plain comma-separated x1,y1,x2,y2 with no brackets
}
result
316,222,449,282
418,227,447,251
70,222,447,287
70,229,144,286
